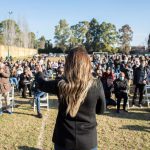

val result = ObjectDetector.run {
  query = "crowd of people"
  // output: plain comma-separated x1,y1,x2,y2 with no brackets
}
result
0,47,150,150
0,52,150,116
92,54,150,112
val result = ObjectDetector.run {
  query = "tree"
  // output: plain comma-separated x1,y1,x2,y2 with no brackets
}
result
85,18,101,52
0,19,20,46
28,32,36,48
99,22,119,53
45,39,52,50
0,23,4,45
148,34,150,50
69,21,89,48
54,19,70,52
38,36,46,49
119,24,133,54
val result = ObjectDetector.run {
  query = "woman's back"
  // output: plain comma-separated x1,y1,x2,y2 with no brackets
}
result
36,47,106,150
52,79,105,150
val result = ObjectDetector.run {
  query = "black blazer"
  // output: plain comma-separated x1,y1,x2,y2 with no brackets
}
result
37,72,106,150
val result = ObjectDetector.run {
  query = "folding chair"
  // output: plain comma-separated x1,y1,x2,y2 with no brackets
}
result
8,85,15,112
0,94,2,115
128,85,135,108
144,85,150,107
115,95,129,109
33,93,49,111
0,85,15,113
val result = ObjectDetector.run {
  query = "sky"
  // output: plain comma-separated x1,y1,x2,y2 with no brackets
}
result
0,0,150,46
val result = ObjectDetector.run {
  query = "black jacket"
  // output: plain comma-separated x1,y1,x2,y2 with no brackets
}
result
37,72,106,150
133,66,147,85
113,78,128,97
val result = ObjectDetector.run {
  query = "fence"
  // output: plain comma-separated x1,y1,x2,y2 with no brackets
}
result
0,45,37,58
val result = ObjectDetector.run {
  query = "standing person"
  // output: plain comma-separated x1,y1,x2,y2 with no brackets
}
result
0,62,12,114
132,60,147,107
114,72,128,113
36,47,106,150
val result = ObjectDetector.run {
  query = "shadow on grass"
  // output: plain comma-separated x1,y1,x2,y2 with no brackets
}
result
18,146,40,150
49,100,58,109
15,99,31,105
14,111,37,117
120,125,150,133
104,108,150,121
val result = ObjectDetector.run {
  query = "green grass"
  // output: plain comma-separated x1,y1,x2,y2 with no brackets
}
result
0,96,150,150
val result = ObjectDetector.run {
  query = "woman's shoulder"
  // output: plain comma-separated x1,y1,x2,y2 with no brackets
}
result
92,78,103,89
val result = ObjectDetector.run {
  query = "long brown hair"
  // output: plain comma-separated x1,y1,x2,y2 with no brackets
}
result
58,47,93,117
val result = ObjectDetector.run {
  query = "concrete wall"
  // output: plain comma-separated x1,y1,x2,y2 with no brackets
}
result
0,45,37,58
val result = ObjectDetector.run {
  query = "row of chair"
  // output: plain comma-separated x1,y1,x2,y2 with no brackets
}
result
1,84,150,115
0,86,15,114
0,85,49,114
120,85,150,109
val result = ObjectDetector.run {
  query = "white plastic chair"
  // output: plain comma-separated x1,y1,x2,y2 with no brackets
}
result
0,86,15,112
144,85,150,107
128,85,135,107
0,94,2,115
33,93,49,111
9,85,15,112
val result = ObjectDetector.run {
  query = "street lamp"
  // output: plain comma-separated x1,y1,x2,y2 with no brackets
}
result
7,11,13,59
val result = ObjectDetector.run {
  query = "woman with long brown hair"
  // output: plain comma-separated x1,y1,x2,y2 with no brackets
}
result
36,47,106,150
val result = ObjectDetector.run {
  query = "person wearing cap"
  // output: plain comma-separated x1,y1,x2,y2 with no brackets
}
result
113,72,128,113
0,61,12,114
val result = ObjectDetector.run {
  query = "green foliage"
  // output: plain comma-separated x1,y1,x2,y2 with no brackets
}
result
0,19,38,49
54,19,70,52
0,23,4,45
99,22,118,52
84,19,119,53
119,24,133,54
0,18,135,54
28,32,36,48
37,36,46,49
148,34,150,49
69,21,89,48
0,19,21,46
85,18,101,52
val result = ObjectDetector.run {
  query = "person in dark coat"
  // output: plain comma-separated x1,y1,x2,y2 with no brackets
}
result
19,67,32,98
114,72,128,113
32,64,46,118
36,47,106,150
132,60,147,107
102,76,116,108
0,62,11,114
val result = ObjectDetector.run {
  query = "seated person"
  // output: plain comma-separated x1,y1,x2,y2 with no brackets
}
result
33,64,46,118
10,66,19,88
16,64,23,77
56,66,64,80
93,68,103,79
102,67,115,81
102,76,116,108
19,67,32,98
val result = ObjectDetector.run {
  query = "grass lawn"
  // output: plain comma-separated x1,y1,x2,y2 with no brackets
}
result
0,95,150,150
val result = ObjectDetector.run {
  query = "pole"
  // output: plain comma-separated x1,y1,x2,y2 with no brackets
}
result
8,11,13,59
